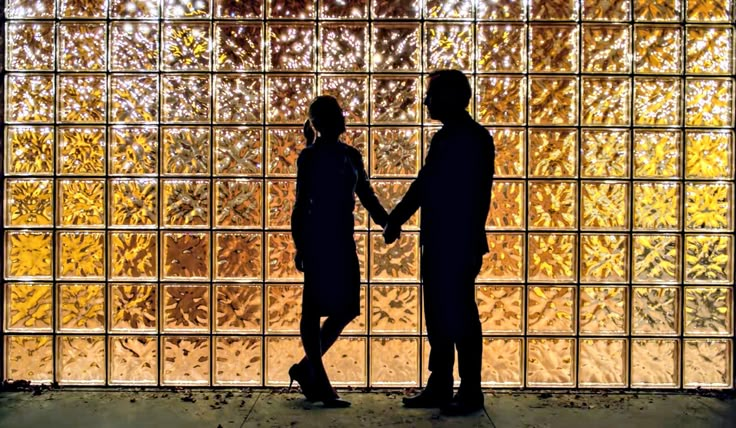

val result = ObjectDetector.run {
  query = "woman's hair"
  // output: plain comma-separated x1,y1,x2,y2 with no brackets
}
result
308,96,346,138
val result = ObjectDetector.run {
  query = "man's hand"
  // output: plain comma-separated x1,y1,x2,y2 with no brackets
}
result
383,221,401,244
294,252,305,272
303,119,315,146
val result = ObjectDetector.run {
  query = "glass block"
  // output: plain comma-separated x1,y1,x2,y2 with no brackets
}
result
582,25,631,73
109,21,159,71
581,235,629,283
58,75,106,124
319,23,368,72
526,338,576,388
267,0,314,18
491,129,524,178
482,338,523,387
633,234,680,283
215,232,263,281
109,336,158,385
530,0,577,19
529,78,578,125
215,127,263,176
634,25,682,73
266,179,295,228
581,129,629,178
58,179,105,227
214,179,263,228
162,284,210,333
371,23,421,72
109,231,158,280
634,78,682,125
215,284,262,332
477,77,526,125
266,232,302,281
6,23,54,71
162,127,210,175
109,127,158,175
583,0,630,20
685,131,733,179
477,24,525,73
685,286,732,335
581,182,629,230
266,23,315,71
318,75,369,124
266,76,315,124
528,233,576,283
5,282,52,332
213,75,262,124
488,181,524,230
579,339,628,388
372,180,419,229
633,130,681,178
686,184,733,231
580,287,628,334
4,126,54,175
686,26,733,74
370,233,420,282
633,0,681,21
631,339,680,388
632,286,680,335
5,231,53,279
58,23,106,71
4,336,53,383
162,232,210,281
161,75,211,123
686,79,733,127
686,0,732,21
371,128,420,177
371,77,421,124
214,336,262,386
582,77,631,126
265,336,301,386
321,0,367,18
633,182,681,230
215,0,262,18
527,286,575,334
266,127,304,176
57,231,105,280
477,0,525,20
321,337,367,387
529,25,578,73
110,0,159,17
5,179,54,227
344,286,368,334
110,283,157,332
683,339,732,388
109,75,159,123
59,0,106,17
528,181,577,230
162,180,210,228
5,0,55,18
214,23,262,71
528,129,577,177
58,127,106,175
425,0,472,18
163,0,211,17
477,286,523,334
481,233,524,282
109,178,158,227
57,336,105,385
371,0,421,18
162,337,210,385
162,22,211,71
370,285,419,334
5,74,54,123
424,23,473,72
370,337,419,387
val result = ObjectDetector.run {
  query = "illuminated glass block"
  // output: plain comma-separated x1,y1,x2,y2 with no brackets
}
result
214,233,263,281
528,129,577,177
477,286,523,333
580,287,628,334
529,78,578,125
58,0,105,17
527,286,576,334
57,336,105,385
5,282,52,331
371,23,421,72
266,232,302,281
635,25,682,73
686,183,733,231
482,233,524,282
529,25,578,73
582,24,631,73
634,78,682,125
58,283,105,333
5,231,52,279
322,337,367,387
5,0,54,18
6,23,54,71
370,128,420,177
215,0,262,18
634,0,681,21
633,182,681,230
583,0,630,20
214,179,263,228
109,178,158,227
371,337,419,387
267,0,314,18
214,23,263,71
686,27,733,74
5,74,54,123
581,129,629,178
580,235,629,283
371,0,421,18
528,233,576,283
685,286,733,335
109,231,158,280
633,130,681,178
57,231,105,280
582,77,630,126
319,23,369,72
372,180,418,229
266,23,315,71
686,78,733,127
214,336,262,386
686,231,733,283
57,179,105,227
477,0,524,19
424,23,473,71
266,179,295,228
214,127,263,176
321,0,368,18
632,286,680,335
371,76,421,124
162,127,210,175
527,338,576,387
683,339,732,388
477,24,525,73
58,75,106,124
162,232,210,281
482,338,523,387
686,0,732,21
162,179,210,227
162,284,210,333
491,129,525,178
318,75,369,124
425,0,472,18
488,181,524,230
476,76,526,126
686,131,733,179
109,75,159,123
266,127,304,176
214,284,262,332
109,21,159,71
5,179,53,227
370,285,419,334
631,339,680,388
164,0,211,17
266,75,315,124
109,127,158,176
162,22,211,71
162,336,210,385
528,181,576,230
370,233,420,282
581,182,628,230
633,234,680,283
530,0,577,19
58,22,106,71
265,336,301,386
110,283,157,332
109,336,158,385
579,339,628,388
4,336,53,383
161,75,211,123
5,126,54,175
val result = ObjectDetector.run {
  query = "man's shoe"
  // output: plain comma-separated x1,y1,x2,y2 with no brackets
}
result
440,392,484,416
402,389,453,408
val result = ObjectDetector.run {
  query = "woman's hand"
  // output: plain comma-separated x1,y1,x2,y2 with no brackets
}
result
303,119,315,146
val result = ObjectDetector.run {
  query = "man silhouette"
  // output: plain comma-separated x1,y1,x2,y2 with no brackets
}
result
383,70,494,416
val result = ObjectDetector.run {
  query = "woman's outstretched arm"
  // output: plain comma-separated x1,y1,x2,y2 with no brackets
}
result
350,148,389,228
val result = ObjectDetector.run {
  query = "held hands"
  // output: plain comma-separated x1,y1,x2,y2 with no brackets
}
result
382,220,402,245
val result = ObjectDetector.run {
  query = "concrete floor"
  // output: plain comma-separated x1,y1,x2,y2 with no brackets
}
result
0,388,734,428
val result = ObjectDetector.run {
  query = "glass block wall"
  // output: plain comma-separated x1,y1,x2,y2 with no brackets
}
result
2,0,734,388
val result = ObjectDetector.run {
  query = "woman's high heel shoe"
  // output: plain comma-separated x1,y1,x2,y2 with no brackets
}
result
288,363,318,401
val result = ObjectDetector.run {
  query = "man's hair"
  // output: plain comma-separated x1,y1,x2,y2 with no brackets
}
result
309,95,345,136
427,69,472,109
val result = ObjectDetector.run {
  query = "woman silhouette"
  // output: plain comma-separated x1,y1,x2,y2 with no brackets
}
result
290,96,388,407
